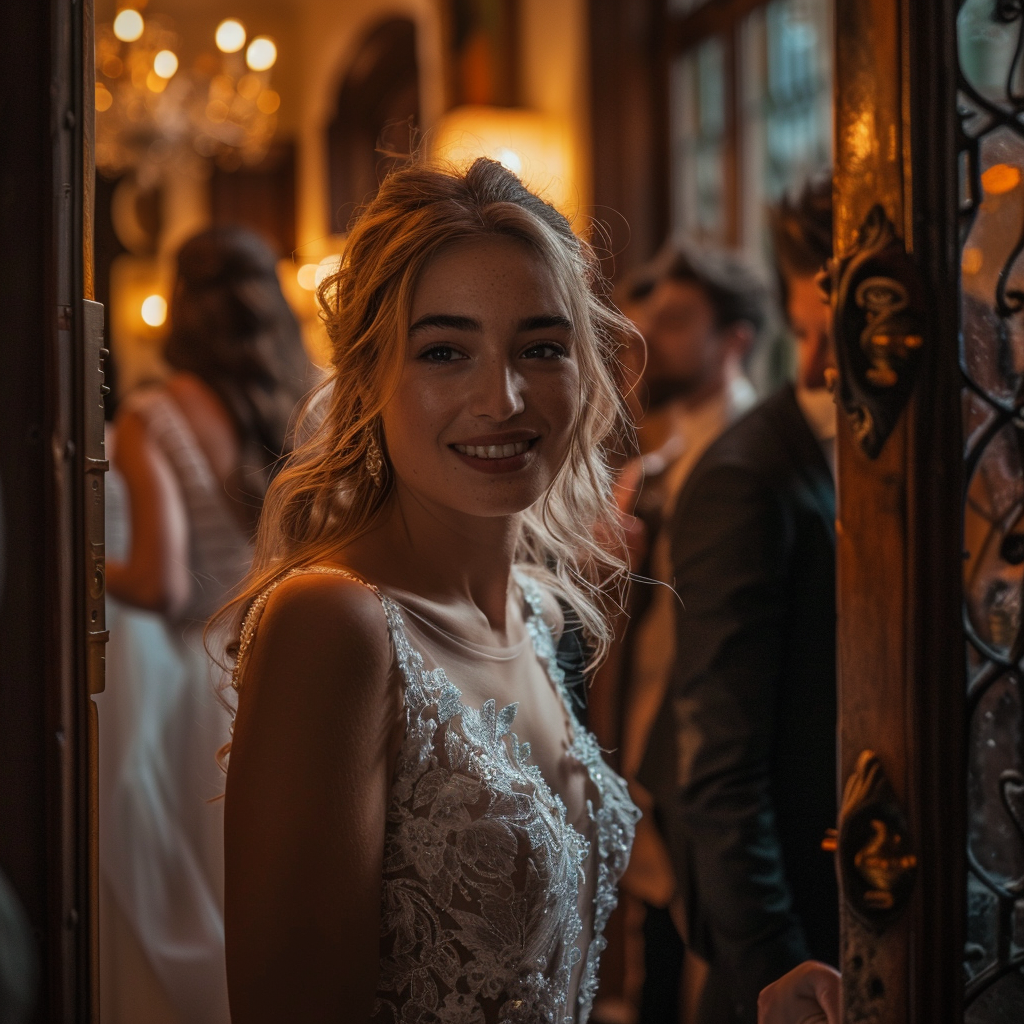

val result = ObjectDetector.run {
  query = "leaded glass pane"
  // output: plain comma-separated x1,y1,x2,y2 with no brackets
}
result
738,0,833,260
670,36,726,240
959,0,1024,1012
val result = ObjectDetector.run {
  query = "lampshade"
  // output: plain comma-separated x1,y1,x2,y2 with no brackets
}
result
429,106,576,216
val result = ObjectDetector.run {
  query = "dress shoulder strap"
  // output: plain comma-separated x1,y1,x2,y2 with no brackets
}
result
231,565,382,691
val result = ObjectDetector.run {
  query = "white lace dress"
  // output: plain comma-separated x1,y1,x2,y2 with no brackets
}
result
239,567,638,1024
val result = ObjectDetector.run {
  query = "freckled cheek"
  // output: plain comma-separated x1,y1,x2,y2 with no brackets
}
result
381,378,458,473
537,371,581,458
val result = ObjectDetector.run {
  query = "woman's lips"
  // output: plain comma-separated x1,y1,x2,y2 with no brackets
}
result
449,437,538,474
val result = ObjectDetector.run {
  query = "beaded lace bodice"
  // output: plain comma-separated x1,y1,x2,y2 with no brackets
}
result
238,566,637,1024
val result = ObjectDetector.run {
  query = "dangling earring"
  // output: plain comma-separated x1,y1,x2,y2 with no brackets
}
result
365,431,384,487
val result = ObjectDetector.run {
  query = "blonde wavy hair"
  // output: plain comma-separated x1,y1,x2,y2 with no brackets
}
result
212,157,637,694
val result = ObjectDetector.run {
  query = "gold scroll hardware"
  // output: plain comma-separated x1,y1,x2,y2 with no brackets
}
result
853,819,918,910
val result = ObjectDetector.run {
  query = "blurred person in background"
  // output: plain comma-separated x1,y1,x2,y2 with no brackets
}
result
637,176,838,1024
98,226,314,1024
590,245,768,1024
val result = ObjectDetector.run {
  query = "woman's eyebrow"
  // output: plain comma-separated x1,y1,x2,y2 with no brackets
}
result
408,313,481,335
518,314,573,332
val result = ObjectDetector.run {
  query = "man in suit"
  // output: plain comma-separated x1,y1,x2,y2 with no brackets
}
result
591,243,768,1024
638,176,838,1024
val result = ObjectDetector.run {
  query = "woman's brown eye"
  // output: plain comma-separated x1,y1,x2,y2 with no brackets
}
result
525,343,565,359
420,345,462,362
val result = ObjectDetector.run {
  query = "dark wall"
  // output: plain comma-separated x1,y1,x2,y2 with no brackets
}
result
0,0,53,1015
589,0,669,280
210,142,297,259
327,18,420,234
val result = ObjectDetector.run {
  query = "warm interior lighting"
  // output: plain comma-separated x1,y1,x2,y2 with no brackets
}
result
315,255,341,288
95,83,113,112
429,106,576,215
215,19,246,54
237,73,261,101
206,99,229,124
246,37,277,72
981,163,1022,195
962,247,983,275
113,9,144,43
141,294,167,327
146,70,168,93
153,50,178,79
256,89,280,114
297,264,319,290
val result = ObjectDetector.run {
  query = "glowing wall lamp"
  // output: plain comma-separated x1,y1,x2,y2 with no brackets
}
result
429,106,576,217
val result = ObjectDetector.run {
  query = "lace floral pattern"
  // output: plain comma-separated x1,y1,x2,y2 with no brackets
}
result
371,572,639,1024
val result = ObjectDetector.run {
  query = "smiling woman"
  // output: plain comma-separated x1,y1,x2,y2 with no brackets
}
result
209,158,642,1023
386,237,579,504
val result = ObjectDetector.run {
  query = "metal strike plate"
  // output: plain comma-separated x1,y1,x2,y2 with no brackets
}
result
83,299,108,695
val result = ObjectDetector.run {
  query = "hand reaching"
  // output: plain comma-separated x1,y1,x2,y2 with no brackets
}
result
758,961,841,1024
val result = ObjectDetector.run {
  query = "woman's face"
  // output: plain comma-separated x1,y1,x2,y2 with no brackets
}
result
381,235,580,521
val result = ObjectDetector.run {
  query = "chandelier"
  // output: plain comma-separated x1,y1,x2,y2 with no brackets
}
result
95,9,280,179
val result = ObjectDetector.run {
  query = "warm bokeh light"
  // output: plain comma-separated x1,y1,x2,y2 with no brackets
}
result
246,37,277,72
256,89,280,114
430,106,576,215
315,255,341,288
215,19,246,54
153,50,178,79
297,264,318,291
95,83,113,112
497,148,523,174
981,163,1022,195
102,56,123,78
146,70,167,93
113,9,144,43
141,294,167,327
237,73,261,101
206,99,229,124
962,247,983,275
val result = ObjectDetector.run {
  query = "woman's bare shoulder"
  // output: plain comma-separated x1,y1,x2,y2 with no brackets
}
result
245,570,393,693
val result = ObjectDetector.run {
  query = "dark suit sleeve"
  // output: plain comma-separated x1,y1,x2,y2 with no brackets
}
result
661,462,809,1021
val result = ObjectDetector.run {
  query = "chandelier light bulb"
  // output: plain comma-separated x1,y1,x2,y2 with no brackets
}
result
245,37,277,72
153,50,178,79
215,19,247,54
113,9,144,43
141,294,167,327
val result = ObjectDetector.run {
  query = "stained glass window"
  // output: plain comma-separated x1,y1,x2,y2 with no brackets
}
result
958,0,1024,1016
668,0,832,250
739,0,833,257
671,36,727,240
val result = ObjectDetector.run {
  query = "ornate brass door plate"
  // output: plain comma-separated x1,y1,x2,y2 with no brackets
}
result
839,750,919,930
829,205,927,458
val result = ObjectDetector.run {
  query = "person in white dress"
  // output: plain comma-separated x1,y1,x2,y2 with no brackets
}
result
98,226,313,1024
214,159,841,1024
215,158,642,1023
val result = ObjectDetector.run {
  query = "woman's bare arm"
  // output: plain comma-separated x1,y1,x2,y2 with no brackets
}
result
224,574,398,1023
105,408,191,613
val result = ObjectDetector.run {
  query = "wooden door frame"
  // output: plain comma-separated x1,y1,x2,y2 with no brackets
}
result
0,0,98,1018
832,0,965,1020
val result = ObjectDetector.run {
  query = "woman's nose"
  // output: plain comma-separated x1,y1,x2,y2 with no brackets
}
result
468,358,526,421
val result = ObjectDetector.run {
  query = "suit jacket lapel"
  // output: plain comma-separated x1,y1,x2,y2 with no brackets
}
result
766,384,836,541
